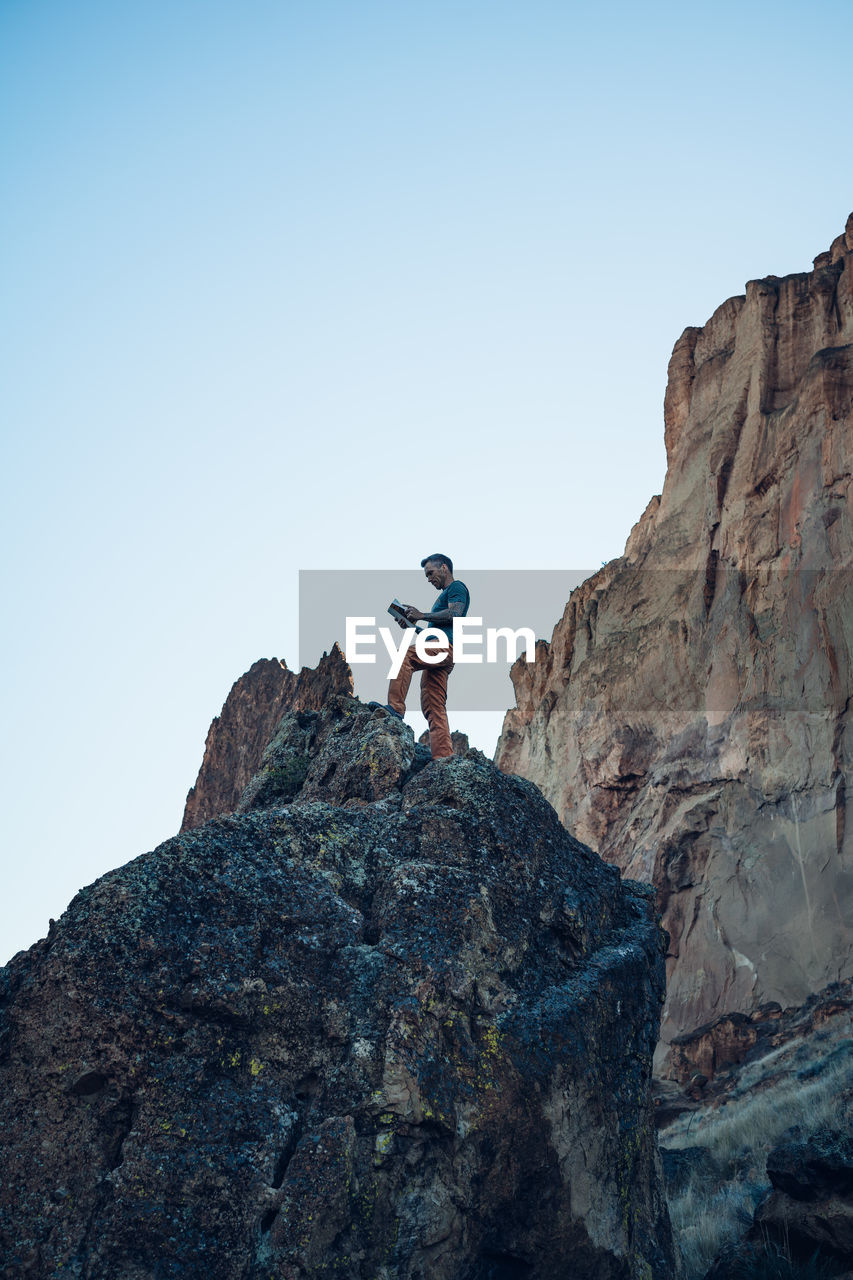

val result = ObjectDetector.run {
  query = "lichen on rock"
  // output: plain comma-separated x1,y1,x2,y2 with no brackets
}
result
0,696,678,1279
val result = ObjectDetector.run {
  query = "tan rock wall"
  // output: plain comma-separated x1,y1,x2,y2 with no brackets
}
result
497,216,853,1063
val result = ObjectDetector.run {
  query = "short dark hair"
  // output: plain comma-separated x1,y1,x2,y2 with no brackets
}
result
421,553,453,573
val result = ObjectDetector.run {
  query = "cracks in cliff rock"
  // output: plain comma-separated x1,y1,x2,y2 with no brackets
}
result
790,792,819,968
831,696,851,857
270,1121,302,1191
583,596,600,652
703,547,720,615
817,846,834,878
64,1094,140,1257
712,385,749,523
597,773,645,793
359,874,398,948
680,892,705,949
102,1093,137,1172
260,1113,304,1233
259,1209,278,1236
828,260,845,331
167,994,252,1030
716,458,734,511
702,340,736,372
294,1072,320,1100
758,285,781,416
836,775,847,866
319,761,338,787
816,597,843,688
725,862,752,913
753,468,778,498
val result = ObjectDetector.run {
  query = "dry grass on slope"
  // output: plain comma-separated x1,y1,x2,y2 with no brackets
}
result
660,1036,852,1280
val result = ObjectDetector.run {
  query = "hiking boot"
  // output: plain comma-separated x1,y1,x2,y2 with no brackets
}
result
367,701,404,721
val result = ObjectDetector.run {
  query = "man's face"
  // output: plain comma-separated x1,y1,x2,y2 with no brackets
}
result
423,561,449,589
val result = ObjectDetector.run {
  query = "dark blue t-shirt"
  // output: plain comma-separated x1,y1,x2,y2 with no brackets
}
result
431,580,470,642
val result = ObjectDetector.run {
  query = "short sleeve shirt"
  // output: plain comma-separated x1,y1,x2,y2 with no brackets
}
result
432,580,470,642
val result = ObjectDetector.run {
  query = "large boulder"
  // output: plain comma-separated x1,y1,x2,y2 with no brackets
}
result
766,1129,853,1202
0,697,677,1279
751,1128,853,1267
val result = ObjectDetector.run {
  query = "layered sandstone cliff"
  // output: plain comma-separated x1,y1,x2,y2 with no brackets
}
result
181,645,352,831
497,215,853,1059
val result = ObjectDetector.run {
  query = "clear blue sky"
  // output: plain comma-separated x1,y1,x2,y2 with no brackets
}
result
1,0,849,963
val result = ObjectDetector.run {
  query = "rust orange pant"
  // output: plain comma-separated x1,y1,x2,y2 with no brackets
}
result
387,639,455,759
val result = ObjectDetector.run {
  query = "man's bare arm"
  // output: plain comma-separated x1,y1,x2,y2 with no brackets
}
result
405,601,465,624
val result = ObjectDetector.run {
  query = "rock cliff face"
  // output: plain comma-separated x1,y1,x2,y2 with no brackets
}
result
181,645,352,831
0,696,677,1280
497,215,853,1060
666,978,853,1091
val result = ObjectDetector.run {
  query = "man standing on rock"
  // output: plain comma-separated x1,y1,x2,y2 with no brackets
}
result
384,554,470,760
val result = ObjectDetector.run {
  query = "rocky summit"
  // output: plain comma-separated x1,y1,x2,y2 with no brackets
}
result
182,646,353,833
497,215,853,1062
0,694,677,1279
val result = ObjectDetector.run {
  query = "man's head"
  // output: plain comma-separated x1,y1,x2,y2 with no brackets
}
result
421,554,453,589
